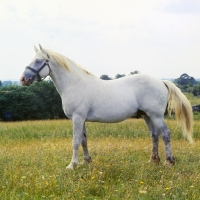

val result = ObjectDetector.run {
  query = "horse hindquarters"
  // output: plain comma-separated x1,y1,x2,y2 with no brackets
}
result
143,80,193,165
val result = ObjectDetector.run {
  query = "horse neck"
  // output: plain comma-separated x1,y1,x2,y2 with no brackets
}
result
67,58,91,79
50,59,94,96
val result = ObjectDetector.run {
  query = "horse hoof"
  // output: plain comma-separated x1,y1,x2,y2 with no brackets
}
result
164,156,175,166
148,156,160,164
66,162,78,170
84,156,92,163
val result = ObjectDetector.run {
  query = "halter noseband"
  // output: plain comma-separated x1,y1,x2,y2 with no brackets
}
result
25,60,51,82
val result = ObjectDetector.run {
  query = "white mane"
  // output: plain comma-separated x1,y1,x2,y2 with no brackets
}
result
42,49,93,76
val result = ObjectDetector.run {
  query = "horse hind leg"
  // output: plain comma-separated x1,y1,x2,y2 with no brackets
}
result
161,122,175,166
143,115,161,164
151,117,175,166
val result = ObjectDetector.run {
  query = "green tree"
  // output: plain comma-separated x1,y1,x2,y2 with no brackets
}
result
192,83,200,96
115,74,125,79
174,73,196,85
129,70,140,75
29,81,65,119
0,86,39,120
100,75,112,80
0,81,65,121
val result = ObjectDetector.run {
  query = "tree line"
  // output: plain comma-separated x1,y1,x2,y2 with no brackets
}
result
0,72,199,121
0,80,65,121
174,73,200,96
100,70,140,80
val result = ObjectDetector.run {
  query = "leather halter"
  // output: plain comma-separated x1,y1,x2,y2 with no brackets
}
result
25,60,51,82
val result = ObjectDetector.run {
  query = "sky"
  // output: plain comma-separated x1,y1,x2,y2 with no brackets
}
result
0,0,200,81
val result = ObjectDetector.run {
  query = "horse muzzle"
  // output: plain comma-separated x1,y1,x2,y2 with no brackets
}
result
20,75,35,86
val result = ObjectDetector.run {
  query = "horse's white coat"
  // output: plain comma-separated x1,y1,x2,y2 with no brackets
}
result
20,45,193,169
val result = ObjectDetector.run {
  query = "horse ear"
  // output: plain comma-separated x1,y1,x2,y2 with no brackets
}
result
34,46,39,53
39,44,50,59
39,44,43,51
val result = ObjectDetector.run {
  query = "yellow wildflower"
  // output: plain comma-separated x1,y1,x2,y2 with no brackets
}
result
139,190,147,194
21,176,26,180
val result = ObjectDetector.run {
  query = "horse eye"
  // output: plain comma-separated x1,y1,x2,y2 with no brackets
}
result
35,59,40,63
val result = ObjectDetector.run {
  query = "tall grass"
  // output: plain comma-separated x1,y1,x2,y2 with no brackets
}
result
184,92,200,106
1,119,200,199
184,92,200,120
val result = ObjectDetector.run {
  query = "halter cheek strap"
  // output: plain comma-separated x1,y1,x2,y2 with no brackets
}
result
26,61,51,82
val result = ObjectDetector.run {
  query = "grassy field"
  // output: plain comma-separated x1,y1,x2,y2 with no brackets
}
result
0,118,200,199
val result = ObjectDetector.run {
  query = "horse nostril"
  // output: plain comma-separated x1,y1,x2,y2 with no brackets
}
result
20,76,25,82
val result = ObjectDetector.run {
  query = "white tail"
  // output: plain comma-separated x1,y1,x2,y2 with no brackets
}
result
163,80,193,143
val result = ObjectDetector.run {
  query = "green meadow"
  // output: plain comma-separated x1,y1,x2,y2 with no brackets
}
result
0,93,200,199
0,119,200,200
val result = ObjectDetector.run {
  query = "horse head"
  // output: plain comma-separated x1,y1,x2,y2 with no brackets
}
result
20,44,51,86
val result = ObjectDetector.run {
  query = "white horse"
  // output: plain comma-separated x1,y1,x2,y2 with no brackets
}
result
20,44,193,170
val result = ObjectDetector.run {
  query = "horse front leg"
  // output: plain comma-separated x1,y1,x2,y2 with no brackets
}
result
81,123,92,163
66,115,85,170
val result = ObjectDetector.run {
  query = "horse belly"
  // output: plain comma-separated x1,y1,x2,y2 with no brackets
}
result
86,98,138,123
86,110,135,122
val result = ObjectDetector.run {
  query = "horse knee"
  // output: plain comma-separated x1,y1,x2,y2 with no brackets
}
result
161,130,171,144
